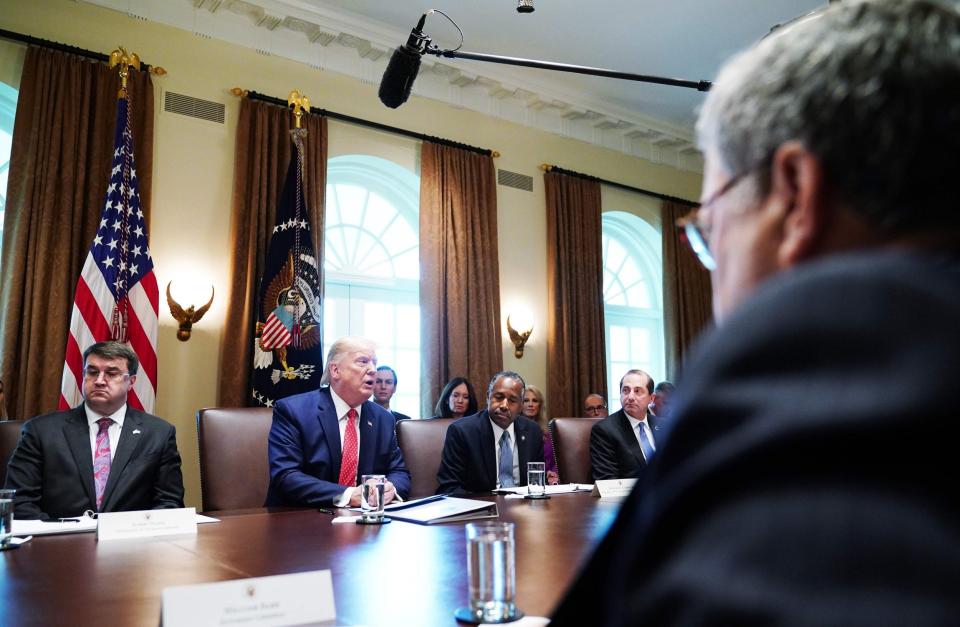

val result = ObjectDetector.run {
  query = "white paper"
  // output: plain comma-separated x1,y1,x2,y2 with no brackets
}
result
12,516,98,536
592,478,637,499
98,507,197,541
162,570,336,627
494,483,594,495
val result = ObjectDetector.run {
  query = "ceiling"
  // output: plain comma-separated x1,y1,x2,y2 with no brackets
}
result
86,0,834,170
306,0,826,128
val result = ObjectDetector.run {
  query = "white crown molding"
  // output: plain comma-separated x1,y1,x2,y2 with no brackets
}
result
84,0,703,172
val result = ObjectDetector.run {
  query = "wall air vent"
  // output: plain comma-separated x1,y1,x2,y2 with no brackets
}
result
497,169,534,192
163,92,225,124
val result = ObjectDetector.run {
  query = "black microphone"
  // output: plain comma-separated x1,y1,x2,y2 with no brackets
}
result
379,13,431,109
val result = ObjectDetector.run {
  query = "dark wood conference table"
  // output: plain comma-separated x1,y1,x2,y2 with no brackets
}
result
0,492,621,626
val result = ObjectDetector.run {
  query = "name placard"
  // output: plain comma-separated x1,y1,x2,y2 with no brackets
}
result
592,478,637,499
97,507,197,541
162,570,337,627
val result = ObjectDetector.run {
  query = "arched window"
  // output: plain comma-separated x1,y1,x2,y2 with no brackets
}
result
0,82,18,273
602,211,664,410
323,155,420,417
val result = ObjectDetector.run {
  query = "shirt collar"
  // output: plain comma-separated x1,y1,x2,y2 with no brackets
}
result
84,403,127,429
488,414,516,442
625,413,649,430
329,386,363,421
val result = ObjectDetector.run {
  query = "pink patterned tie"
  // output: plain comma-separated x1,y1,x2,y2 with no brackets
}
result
338,409,359,487
93,417,113,510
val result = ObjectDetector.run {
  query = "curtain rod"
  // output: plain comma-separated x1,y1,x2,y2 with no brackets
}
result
541,163,697,206
0,28,164,74
236,89,498,158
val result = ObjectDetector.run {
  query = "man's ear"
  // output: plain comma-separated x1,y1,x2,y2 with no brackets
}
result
768,141,829,267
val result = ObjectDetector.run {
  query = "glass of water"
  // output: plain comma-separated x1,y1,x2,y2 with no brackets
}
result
0,489,15,548
458,521,522,623
359,474,386,523
526,462,546,497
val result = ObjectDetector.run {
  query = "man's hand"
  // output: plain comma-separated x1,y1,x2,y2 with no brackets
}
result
547,470,559,485
348,486,363,507
383,480,398,504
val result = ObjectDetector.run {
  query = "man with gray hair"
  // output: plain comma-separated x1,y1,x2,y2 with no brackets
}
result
436,371,544,494
553,1,960,624
265,336,410,507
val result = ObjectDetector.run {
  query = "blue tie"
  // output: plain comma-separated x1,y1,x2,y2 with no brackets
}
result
498,431,515,487
637,422,656,462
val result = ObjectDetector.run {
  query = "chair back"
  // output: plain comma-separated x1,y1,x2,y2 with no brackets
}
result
197,407,273,512
396,418,456,498
550,417,602,484
0,420,26,487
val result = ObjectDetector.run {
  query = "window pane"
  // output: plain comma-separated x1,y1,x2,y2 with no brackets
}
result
602,211,665,395
324,155,422,414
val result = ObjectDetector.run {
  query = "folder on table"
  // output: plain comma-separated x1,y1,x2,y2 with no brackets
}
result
384,495,498,525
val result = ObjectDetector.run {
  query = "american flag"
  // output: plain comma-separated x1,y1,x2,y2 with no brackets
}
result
58,95,159,412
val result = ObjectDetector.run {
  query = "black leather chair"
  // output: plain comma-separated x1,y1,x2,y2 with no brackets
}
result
396,418,455,498
0,420,26,488
196,407,272,512
550,417,602,484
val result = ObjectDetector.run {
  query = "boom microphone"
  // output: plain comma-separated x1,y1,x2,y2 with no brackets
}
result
378,13,431,109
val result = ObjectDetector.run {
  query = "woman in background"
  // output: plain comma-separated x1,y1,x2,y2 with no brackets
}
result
433,377,478,419
522,385,559,484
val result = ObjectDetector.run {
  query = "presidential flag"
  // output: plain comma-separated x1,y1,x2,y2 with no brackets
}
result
58,94,158,412
251,128,323,407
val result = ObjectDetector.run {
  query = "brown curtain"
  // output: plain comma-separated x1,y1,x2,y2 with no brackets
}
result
217,98,327,406
662,199,713,380
0,47,154,421
420,142,502,417
544,171,607,419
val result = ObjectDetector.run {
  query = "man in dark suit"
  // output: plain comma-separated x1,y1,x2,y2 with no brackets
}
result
5,341,184,520
436,371,544,495
551,1,960,625
372,365,412,421
590,369,660,480
265,337,410,507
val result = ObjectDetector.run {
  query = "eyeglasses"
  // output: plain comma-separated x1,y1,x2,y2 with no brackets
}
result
83,367,130,382
584,404,607,414
678,165,765,271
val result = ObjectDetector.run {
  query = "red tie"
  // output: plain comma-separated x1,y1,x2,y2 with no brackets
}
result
338,408,359,486
93,418,113,510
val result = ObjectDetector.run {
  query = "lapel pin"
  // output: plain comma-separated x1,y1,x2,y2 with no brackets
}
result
367,420,373,427
132,429,141,435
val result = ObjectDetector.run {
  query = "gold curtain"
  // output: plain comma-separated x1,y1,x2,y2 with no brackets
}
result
662,199,713,379
217,98,327,407
0,47,154,420
419,142,502,417
544,171,607,419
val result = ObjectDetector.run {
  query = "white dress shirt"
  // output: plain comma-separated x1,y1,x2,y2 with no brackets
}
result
84,403,126,462
329,387,363,506
626,414,656,460
490,418,520,487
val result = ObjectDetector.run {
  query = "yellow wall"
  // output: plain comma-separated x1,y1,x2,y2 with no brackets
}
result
0,0,701,508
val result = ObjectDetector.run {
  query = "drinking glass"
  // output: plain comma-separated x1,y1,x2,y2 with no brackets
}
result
360,474,386,523
0,489,15,548
458,521,522,623
526,462,546,497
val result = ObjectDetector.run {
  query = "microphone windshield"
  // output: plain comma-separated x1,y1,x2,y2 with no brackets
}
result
379,45,422,109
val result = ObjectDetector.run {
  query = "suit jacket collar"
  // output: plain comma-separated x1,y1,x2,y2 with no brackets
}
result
100,409,145,510
316,388,344,480
613,409,645,467
63,407,97,508
474,410,497,485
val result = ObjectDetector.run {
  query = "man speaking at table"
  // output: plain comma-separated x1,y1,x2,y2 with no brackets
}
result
5,341,184,520
265,336,410,507
552,0,960,624
436,371,543,495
